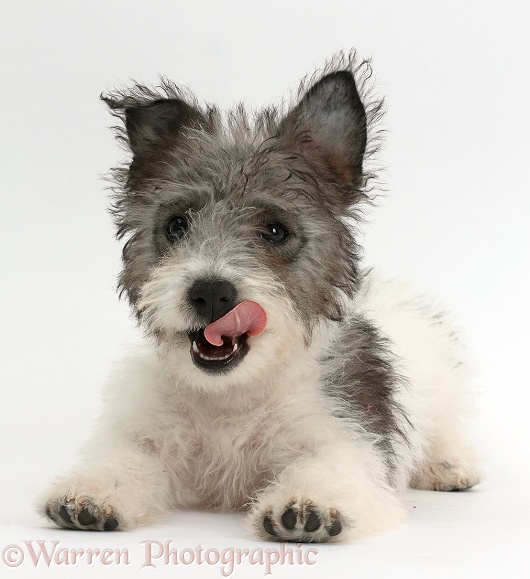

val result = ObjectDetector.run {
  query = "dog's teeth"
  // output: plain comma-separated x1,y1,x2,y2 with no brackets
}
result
199,353,231,361
192,337,239,362
195,348,234,362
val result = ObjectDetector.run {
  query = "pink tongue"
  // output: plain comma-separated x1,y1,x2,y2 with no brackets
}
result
204,301,267,346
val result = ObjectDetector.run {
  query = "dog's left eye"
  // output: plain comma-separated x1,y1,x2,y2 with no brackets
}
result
166,216,188,241
262,223,289,243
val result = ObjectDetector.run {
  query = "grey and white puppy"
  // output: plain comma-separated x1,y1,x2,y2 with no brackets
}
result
38,54,481,542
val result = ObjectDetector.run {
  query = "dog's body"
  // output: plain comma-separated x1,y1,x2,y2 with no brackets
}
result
39,54,481,542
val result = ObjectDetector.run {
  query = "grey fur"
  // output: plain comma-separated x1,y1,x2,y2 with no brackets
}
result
322,312,411,477
103,52,383,319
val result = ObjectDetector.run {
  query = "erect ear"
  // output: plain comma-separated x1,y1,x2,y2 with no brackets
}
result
103,93,209,161
279,71,367,187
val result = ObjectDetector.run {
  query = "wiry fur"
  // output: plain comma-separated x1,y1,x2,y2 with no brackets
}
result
37,52,481,542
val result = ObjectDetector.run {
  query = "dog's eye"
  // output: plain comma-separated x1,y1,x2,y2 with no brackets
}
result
262,223,289,244
166,216,188,241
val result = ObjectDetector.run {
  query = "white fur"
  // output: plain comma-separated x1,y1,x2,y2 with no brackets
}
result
38,270,481,540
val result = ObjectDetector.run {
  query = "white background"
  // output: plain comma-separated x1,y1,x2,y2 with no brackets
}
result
1,1,529,577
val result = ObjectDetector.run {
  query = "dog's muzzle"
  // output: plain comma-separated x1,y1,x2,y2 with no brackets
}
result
186,279,267,373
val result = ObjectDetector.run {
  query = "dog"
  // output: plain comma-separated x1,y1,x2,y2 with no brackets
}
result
38,53,481,542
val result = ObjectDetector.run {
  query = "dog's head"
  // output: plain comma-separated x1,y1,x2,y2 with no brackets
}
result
103,55,379,389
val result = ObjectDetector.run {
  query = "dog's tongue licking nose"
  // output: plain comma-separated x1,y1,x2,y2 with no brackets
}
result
204,301,267,346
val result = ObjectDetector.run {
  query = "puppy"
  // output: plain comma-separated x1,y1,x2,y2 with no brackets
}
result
38,53,481,542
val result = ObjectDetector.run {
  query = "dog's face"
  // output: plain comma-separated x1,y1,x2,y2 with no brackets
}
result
105,65,371,388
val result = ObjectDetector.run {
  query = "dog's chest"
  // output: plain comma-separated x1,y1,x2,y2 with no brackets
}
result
171,404,307,510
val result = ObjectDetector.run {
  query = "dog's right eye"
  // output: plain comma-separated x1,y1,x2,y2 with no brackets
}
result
166,216,188,241
262,223,289,244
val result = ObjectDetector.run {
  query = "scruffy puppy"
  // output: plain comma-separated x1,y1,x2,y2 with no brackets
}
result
38,54,481,542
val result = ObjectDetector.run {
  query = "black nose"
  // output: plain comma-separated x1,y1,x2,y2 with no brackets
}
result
188,278,238,322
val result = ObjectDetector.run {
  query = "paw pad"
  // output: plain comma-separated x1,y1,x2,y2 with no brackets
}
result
262,501,343,542
44,496,120,532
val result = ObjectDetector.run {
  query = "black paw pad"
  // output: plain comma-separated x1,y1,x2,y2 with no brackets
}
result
281,508,297,530
304,509,321,532
328,518,342,536
59,505,73,524
77,509,97,526
104,517,119,531
263,516,277,536
46,507,58,523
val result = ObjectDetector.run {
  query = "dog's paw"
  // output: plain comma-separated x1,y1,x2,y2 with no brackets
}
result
410,459,482,492
43,495,120,531
250,498,350,543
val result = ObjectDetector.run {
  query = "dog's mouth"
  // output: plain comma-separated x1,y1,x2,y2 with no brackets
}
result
187,300,267,374
188,330,250,372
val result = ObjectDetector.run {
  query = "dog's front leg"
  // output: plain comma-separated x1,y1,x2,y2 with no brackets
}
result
249,439,405,542
37,435,173,531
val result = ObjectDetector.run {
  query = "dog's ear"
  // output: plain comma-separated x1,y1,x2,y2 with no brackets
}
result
103,92,210,162
279,71,367,189
125,98,206,158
